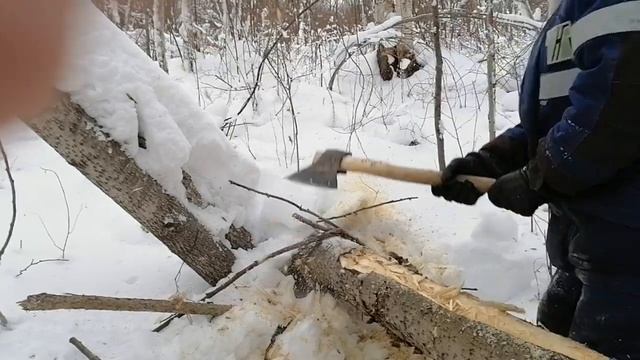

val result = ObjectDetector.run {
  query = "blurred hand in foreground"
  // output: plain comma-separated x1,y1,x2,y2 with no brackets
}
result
0,0,73,123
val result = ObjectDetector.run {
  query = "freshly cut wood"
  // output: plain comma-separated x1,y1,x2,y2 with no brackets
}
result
28,95,237,285
19,293,231,317
291,243,606,360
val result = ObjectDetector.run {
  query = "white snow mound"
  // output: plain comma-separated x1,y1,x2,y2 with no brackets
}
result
58,0,259,232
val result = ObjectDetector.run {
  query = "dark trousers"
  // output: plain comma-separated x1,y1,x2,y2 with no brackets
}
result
539,207,640,359
538,270,640,359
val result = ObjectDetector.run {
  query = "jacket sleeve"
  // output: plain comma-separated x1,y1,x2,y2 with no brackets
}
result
530,30,640,196
480,124,530,176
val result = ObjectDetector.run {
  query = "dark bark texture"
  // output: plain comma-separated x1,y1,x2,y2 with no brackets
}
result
28,94,238,285
290,242,605,360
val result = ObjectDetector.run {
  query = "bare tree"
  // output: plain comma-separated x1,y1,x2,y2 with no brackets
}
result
486,0,497,140
514,0,534,19
0,139,16,263
179,0,196,72
396,0,413,18
374,0,394,23
432,1,446,170
153,0,169,73
108,0,121,27
123,0,133,29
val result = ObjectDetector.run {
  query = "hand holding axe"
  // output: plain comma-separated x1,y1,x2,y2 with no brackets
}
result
287,150,495,192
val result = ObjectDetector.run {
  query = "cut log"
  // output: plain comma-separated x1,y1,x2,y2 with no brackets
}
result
290,242,606,360
28,94,237,285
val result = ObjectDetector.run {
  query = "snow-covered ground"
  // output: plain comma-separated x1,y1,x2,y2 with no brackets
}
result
0,3,549,359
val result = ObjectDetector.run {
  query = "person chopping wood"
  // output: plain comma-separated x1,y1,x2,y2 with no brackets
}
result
432,0,640,358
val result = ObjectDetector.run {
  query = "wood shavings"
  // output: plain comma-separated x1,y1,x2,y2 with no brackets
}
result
339,249,606,360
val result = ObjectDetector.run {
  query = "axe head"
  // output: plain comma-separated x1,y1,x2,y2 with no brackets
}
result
287,150,351,188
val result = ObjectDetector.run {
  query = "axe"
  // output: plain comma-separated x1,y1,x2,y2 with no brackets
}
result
287,150,495,192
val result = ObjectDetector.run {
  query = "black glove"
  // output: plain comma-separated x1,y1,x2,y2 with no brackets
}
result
488,167,545,217
432,151,501,205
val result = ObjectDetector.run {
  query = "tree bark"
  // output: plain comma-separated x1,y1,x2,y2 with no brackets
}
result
19,293,231,316
179,0,196,72
123,0,133,30
290,243,606,360
431,1,446,170
108,0,121,28
27,94,236,285
486,0,497,141
397,0,413,18
374,0,394,23
153,0,169,73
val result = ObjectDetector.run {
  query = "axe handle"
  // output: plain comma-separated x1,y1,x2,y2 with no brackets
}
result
340,156,496,193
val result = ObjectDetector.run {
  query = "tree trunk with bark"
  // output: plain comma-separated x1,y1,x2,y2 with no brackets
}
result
290,242,606,360
108,0,121,27
123,0,133,30
27,94,239,286
179,0,196,72
432,1,446,170
486,0,497,141
153,0,169,73
396,0,413,18
374,0,394,23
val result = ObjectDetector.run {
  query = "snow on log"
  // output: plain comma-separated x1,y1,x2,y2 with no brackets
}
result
59,0,259,233
291,243,606,360
28,95,237,284
25,1,262,284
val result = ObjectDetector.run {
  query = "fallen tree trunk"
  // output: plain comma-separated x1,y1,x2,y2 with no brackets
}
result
291,242,606,360
28,94,239,285
19,293,231,317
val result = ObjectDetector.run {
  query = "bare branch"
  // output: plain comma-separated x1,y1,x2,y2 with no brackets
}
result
293,213,364,246
264,320,293,359
19,293,232,316
41,167,76,259
153,230,343,332
16,258,69,278
325,197,418,221
292,213,333,232
228,180,339,229
69,337,102,360
0,139,17,263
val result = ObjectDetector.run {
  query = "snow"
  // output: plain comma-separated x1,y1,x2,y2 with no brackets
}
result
333,16,403,66
399,58,412,70
0,2,551,359
59,0,259,234
497,13,544,30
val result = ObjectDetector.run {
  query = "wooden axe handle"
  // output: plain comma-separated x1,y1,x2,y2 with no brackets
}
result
340,156,496,193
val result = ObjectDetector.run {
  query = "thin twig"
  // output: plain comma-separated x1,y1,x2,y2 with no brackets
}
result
15,258,69,278
325,197,419,221
207,230,341,299
174,261,186,294
153,230,342,333
229,180,338,228
264,320,293,359
292,214,333,232
69,337,102,360
0,139,16,263
41,168,74,259
292,213,364,246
